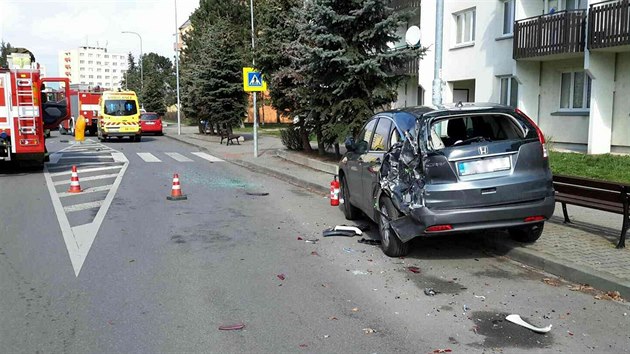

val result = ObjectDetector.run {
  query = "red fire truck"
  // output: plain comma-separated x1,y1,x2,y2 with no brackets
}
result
59,89,102,136
0,50,71,166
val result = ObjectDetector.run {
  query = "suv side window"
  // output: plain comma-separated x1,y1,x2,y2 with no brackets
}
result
372,118,392,151
356,118,378,153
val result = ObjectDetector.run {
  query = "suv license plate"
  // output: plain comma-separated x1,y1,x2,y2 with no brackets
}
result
458,156,511,176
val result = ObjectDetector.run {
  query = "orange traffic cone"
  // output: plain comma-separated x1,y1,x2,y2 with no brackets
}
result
166,173,187,201
67,165,82,193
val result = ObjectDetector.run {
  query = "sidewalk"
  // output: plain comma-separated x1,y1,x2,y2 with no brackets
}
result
164,124,630,299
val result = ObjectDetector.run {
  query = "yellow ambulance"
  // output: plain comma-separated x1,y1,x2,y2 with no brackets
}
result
97,90,142,142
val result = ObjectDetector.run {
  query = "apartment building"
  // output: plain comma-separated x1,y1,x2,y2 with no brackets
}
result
395,0,630,154
57,46,128,90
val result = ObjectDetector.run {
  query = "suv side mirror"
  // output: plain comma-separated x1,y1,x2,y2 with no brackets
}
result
344,136,356,152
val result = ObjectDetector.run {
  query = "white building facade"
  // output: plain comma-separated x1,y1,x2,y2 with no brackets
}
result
57,46,128,90
395,0,630,154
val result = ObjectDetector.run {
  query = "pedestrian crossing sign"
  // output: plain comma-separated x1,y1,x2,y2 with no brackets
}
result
243,67,267,92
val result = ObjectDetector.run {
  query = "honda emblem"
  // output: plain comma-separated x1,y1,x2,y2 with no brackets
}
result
478,146,488,155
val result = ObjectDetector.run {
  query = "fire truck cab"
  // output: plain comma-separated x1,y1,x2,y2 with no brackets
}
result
0,50,71,165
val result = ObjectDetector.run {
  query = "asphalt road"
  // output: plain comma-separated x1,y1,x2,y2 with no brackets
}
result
1,131,629,353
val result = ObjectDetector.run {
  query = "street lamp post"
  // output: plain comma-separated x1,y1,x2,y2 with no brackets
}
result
174,0,181,135
249,0,258,158
121,31,143,91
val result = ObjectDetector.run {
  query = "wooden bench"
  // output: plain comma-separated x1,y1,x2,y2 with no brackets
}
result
553,174,630,249
219,128,241,146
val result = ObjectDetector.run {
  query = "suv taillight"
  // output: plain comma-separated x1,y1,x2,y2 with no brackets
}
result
516,108,547,159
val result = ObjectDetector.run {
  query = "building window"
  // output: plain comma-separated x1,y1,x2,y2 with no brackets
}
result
499,76,518,107
88,61,93,64
104,55,109,58
113,62,117,66
455,8,476,45
89,75,93,78
80,67,85,71
105,76,110,79
502,0,514,35
97,75,101,79
80,53,84,57
560,71,591,110
97,68,102,72
113,69,117,73
80,75,85,78
96,61,101,65
566,0,588,10
88,53,93,57
105,69,110,72
79,60,85,64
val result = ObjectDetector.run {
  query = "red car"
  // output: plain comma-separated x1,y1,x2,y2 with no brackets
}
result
139,112,163,135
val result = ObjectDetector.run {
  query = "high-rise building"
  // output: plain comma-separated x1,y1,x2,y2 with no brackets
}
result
58,46,127,90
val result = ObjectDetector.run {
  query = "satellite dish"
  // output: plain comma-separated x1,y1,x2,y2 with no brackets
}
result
405,26,421,46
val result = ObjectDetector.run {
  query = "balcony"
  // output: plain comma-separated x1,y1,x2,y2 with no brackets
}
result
513,10,587,60
589,0,630,50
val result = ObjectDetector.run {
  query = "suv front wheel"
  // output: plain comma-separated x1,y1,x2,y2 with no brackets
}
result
379,196,410,257
508,222,544,243
339,175,360,220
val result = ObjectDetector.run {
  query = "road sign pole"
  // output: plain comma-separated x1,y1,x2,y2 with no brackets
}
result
253,92,258,157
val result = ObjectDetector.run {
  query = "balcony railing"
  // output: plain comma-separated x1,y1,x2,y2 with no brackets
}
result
390,0,420,10
513,10,587,60
589,0,630,49
393,56,419,76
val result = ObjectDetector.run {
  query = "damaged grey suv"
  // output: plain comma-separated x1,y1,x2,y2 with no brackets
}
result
338,103,555,257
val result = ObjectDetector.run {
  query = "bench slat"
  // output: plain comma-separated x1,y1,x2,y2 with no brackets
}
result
556,194,624,214
553,174,628,192
553,183,624,203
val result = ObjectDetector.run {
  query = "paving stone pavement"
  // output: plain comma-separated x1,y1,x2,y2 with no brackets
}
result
164,123,630,299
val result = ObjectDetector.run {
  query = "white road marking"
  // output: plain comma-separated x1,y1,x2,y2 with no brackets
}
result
165,152,193,162
53,173,119,185
58,184,113,198
44,142,129,277
191,152,224,162
137,152,161,162
49,153,63,164
49,165,122,178
64,200,104,213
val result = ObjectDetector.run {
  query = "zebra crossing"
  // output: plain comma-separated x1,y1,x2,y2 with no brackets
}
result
135,151,224,163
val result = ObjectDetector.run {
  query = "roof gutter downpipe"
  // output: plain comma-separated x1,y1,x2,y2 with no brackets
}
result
432,0,443,108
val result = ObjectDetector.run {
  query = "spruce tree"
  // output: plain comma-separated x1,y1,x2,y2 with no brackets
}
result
299,0,426,155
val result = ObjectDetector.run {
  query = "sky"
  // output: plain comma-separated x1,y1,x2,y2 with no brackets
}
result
0,0,199,76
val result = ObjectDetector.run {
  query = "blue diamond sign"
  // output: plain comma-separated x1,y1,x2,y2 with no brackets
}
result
243,67,267,92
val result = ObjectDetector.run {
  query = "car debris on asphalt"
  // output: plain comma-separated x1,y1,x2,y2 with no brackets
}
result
424,288,437,296
505,314,552,333
218,323,245,331
407,266,421,273
357,238,381,245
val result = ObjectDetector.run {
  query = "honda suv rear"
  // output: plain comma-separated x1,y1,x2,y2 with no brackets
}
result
342,103,555,257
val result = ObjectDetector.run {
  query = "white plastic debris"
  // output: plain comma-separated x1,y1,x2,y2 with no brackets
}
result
506,314,552,333
333,225,363,235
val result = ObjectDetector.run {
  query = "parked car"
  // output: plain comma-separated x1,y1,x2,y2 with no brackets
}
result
139,112,163,135
338,103,555,257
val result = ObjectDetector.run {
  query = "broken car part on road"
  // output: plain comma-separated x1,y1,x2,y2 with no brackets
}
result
505,314,552,334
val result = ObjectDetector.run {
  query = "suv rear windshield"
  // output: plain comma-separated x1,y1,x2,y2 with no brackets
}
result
428,114,526,150
141,113,159,120
104,100,137,116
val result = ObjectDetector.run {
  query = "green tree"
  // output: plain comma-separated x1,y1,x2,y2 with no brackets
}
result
185,19,248,130
0,41,13,68
256,0,313,150
141,53,175,115
298,0,426,156
121,52,141,92
180,0,249,128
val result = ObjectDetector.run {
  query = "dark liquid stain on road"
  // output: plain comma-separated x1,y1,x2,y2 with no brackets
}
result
468,311,553,349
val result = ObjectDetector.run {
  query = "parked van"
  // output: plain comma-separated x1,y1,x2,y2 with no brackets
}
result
97,90,141,142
